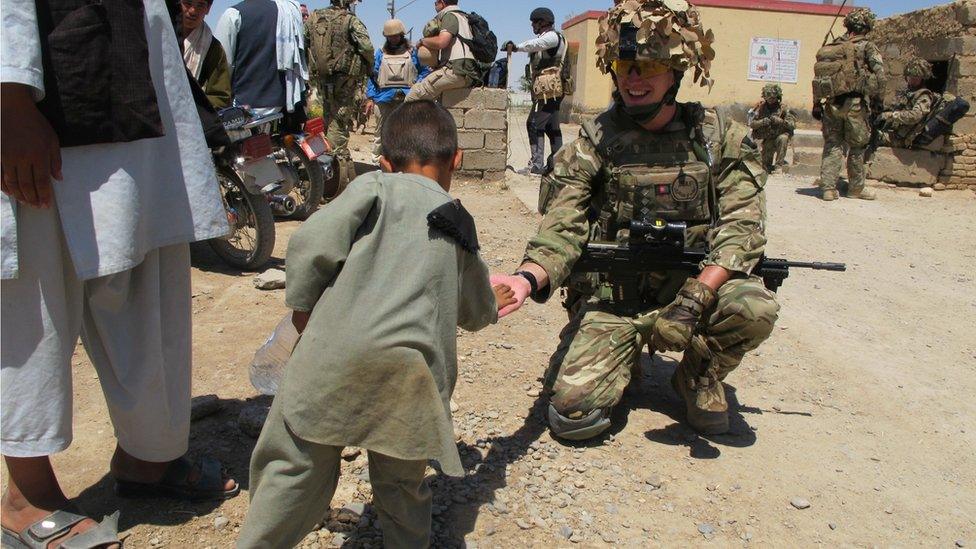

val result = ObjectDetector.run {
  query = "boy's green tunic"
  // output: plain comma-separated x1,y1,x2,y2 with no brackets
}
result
280,171,497,476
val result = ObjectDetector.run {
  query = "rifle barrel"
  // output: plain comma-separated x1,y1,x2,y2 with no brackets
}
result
769,260,847,272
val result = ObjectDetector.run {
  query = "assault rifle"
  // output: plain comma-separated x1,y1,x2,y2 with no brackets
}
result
572,220,846,293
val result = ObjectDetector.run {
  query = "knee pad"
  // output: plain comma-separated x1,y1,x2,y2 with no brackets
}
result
547,404,611,441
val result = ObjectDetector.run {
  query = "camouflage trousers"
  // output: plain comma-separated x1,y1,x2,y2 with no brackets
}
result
820,97,871,193
315,74,361,162
545,277,779,417
761,133,791,170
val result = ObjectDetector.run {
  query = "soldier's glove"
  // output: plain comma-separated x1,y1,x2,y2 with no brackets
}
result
651,279,717,352
811,104,823,121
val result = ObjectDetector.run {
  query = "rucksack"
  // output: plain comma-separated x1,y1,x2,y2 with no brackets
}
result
914,94,971,146
456,11,497,64
377,50,418,88
308,9,356,77
812,38,863,101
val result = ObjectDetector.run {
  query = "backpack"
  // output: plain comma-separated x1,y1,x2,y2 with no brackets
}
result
813,37,868,101
309,9,355,77
377,50,418,88
455,11,497,64
914,93,971,146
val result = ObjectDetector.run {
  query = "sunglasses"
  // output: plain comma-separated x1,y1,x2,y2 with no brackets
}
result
611,59,672,77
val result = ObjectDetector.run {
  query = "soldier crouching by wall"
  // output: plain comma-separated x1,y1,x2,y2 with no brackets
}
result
877,57,936,149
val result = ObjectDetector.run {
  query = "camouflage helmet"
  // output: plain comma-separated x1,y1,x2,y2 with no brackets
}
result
596,0,715,88
843,8,876,33
330,0,356,7
904,57,933,79
762,83,782,100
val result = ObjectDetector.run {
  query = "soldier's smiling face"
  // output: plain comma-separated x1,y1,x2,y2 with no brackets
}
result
615,67,675,108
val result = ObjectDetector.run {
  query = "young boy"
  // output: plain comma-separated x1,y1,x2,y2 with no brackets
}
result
237,100,514,549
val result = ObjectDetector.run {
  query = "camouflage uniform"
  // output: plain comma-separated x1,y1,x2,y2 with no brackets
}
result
878,58,936,148
526,1,778,439
750,84,797,172
814,9,885,200
306,0,374,187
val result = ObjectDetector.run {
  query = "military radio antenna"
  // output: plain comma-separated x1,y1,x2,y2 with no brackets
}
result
822,0,850,47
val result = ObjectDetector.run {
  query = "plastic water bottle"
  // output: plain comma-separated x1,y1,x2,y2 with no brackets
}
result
249,313,300,395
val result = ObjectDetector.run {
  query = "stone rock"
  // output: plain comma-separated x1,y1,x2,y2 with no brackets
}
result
253,269,287,290
558,525,573,539
238,403,271,438
697,523,715,536
484,131,507,151
645,474,664,489
866,148,943,186
790,498,811,510
450,399,459,413
934,183,947,191
190,394,222,421
920,187,934,197
462,150,507,172
341,447,361,460
828,522,837,530
213,516,229,530
464,109,506,131
457,131,485,150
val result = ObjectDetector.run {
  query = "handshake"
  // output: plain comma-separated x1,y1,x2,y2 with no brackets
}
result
488,268,715,353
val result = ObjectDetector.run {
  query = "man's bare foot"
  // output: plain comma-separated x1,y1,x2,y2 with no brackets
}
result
1,456,120,548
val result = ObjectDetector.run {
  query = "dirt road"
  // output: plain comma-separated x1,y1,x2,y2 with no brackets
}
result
4,132,974,547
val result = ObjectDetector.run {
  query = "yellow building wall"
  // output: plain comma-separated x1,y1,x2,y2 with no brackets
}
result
566,7,846,113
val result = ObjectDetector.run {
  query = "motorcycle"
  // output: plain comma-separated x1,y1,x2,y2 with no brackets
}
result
207,107,281,270
268,115,332,220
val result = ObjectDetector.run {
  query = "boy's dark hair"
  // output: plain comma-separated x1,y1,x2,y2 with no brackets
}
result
380,100,459,169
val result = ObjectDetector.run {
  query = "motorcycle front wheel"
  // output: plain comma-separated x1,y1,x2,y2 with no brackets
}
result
284,142,325,220
208,166,276,270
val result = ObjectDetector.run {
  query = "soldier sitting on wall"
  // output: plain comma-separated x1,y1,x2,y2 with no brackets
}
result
877,57,937,149
749,83,797,173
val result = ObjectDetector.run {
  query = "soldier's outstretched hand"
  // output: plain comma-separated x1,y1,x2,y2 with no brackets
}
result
489,274,531,318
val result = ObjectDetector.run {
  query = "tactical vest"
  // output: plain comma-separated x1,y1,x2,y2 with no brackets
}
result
309,8,357,77
813,36,875,101
528,32,571,101
377,49,418,88
897,88,938,143
581,104,718,249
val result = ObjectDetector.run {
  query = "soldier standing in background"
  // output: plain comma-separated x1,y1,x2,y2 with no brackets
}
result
812,8,885,202
750,83,797,173
878,57,937,148
306,0,374,191
493,0,779,440
366,19,430,162
502,8,569,176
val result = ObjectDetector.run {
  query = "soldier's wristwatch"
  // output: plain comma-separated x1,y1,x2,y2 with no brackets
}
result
513,270,539,297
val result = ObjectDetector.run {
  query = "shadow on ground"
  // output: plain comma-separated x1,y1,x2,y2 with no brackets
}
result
74,395,267,532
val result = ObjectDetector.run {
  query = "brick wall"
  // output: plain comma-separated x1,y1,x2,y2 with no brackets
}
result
870,0,976,192
442,88,509,181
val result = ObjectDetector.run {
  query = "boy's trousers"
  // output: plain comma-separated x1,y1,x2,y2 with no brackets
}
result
237,399,432,549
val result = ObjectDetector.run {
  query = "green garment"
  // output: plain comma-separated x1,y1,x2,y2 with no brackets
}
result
314,73,361,160
820,96,871,193
280,171,498,477
199,40,231,109
238,399,431,549
879,88,936,148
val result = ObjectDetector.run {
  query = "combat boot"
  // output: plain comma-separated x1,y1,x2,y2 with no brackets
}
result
821,188,839,201
848,187,876,200
671,363,729,435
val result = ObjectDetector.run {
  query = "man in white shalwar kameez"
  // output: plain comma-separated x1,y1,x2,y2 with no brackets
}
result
1,0,239,545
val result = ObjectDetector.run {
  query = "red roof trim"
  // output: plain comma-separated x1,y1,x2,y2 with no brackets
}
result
562,0,852,29
562,10,605,31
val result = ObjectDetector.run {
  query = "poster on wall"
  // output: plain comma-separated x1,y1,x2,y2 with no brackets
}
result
747,37,800,84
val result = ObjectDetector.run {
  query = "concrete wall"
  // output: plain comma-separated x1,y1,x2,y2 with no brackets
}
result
562,1,852,114
869,0,976,191
442,88,509,181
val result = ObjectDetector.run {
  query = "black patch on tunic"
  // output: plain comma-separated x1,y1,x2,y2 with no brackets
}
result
427,200,480,254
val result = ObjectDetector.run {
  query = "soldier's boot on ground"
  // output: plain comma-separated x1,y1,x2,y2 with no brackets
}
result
821,188,839,201
670,362,729,435
547,405,612,441
847,186,876,200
